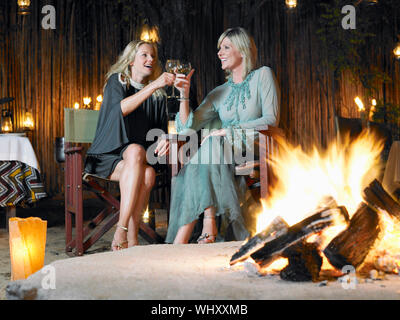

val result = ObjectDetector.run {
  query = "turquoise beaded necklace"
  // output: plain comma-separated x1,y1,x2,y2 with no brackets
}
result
223,70,255,112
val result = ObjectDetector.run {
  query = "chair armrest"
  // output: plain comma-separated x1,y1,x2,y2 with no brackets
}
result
254,125,285,138
64,143,83,154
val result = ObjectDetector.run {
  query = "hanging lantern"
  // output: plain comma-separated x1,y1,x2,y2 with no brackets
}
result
9,217,47,280
285,0,297,9
140,24,160,43
17,0,31,15
1,109,13,133
23,112,34,130
393,43,400,60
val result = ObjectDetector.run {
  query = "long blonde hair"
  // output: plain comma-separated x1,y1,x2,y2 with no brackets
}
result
106,40,164,98
217,27,258,80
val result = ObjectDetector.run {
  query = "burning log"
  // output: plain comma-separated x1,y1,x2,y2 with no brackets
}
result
230,216,289,266
363,179,400,222
250,206,349,268
280,241,323,282
323,202,380,270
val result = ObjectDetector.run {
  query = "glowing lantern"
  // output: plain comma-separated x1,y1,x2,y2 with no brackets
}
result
95,95,103,110
73,102,79,110
140,25,160,43
1,110,13,133
369,99,377,120
83,97,92,109
142,206,155,229
23,112,34,130
168,121,177,134
9,217,47,280
17,0,31,15
393,43,400,60
285,0,297,9
354,96,365,111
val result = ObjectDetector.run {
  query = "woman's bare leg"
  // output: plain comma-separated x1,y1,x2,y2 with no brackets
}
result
127,165,155,246
198,206,217,243
173,206,218,244
109,144,149,250
173,220,198,244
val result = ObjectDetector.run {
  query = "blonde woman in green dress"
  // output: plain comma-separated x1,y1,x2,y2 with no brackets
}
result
166,27,280,244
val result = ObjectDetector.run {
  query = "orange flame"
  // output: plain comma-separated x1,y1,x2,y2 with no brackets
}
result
251,130,389,273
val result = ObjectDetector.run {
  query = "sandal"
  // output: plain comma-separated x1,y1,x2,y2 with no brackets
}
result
197,213,217,244
197,232,217,244
111,225,129,251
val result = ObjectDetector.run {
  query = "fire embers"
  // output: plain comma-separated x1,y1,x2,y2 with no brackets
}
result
230,179,400,282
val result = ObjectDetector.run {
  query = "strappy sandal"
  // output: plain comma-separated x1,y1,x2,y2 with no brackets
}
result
111,225,129,251
197,214,217,244
197,232,217,244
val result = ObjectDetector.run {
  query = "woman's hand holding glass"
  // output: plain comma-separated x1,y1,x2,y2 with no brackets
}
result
153,72,176,90
174,68,195,101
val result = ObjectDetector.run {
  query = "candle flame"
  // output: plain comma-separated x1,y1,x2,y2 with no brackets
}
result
354,96,365,111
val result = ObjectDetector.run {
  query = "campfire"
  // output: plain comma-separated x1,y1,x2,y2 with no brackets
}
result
230,131,400,282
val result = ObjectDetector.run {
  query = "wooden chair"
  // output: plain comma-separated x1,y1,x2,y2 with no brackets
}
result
233,125,284,200
63,108,167,256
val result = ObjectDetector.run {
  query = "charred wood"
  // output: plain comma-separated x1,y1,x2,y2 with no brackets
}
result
250,206,349,268
323,202,380,270
230,216,289,266
280,241,323,282
363,179,400,222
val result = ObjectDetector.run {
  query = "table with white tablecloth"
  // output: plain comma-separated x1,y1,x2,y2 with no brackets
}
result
0,134,47,228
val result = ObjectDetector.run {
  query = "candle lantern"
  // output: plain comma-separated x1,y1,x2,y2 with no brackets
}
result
95,95,103,111
17,0,31,15
393,42,400,60
83,97,92,109
142,207,155,230
167,113,177,134
285,0,297,9
23,112,34,130
9,217,47,280
1,109,13,133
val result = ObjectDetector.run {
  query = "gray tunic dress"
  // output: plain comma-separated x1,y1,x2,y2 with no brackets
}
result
84,73,167,178
165,66,280,243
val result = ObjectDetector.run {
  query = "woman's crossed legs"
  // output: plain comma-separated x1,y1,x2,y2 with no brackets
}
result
109,144,155,250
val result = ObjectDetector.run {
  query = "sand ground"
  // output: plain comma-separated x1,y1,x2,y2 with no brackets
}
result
0,197,166,300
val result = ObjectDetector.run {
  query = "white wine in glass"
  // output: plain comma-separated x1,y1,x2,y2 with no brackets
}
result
165,59,178,98
176,61,191,76
176,61,191,100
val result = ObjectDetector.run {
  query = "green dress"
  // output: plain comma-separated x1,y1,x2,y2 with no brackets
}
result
165,66,280,243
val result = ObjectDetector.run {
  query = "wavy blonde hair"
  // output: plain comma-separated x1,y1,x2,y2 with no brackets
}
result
217,27,258,80
105,40,164,98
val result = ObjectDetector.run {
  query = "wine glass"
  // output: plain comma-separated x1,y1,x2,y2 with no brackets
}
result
165,59,178,98
175,61,192,100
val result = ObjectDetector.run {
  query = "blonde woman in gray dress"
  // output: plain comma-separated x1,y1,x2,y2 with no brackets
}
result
85,40,174,250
